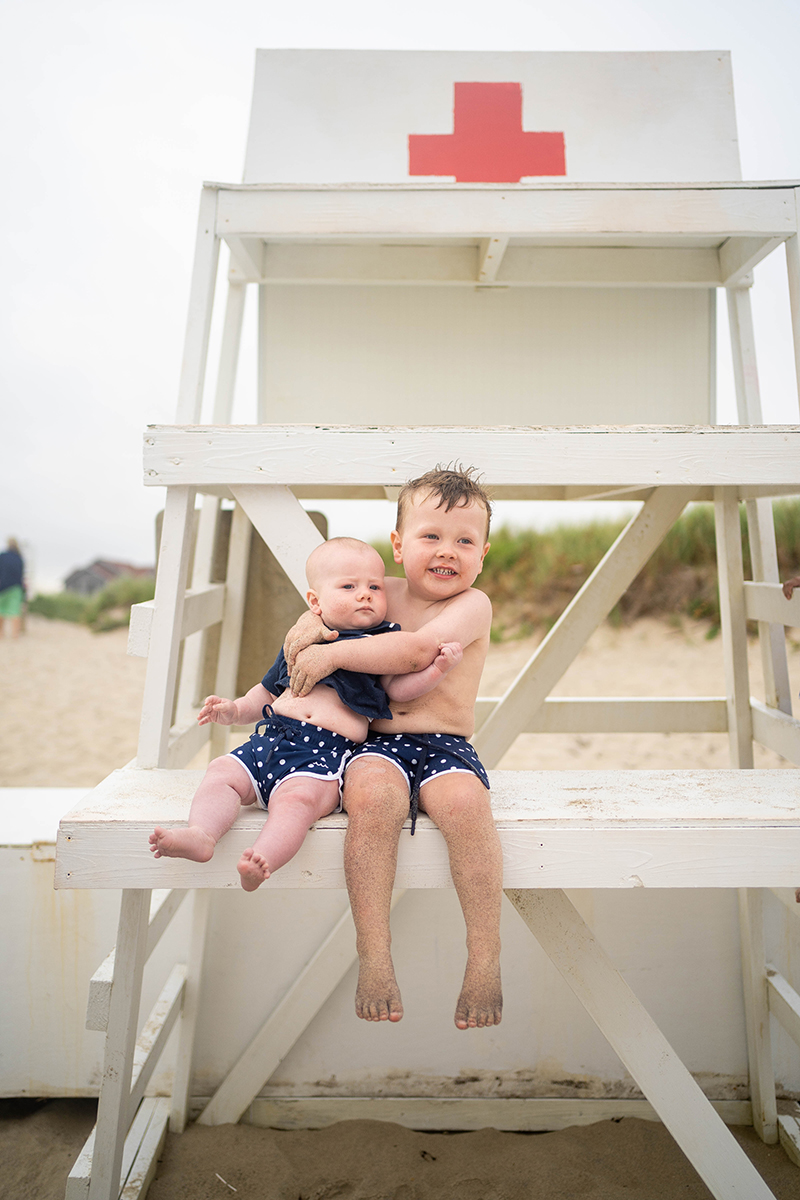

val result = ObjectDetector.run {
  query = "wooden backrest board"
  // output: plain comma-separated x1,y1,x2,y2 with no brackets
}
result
244,50,741,426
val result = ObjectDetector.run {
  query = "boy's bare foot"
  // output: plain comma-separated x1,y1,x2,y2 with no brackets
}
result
149,825,215,862
238,847,270,891
454,956,503,1030
355,955,404,1022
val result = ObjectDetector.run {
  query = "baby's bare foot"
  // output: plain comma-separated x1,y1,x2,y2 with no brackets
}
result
355,955,404,1022
454,956,503,1030
149,825,215,862
238,847,270,891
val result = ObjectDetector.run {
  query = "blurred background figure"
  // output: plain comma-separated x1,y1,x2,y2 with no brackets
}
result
0,538,26,639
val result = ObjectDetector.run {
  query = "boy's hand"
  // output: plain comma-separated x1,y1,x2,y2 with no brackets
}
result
783,576,800,600
290,644,335,697
198,695,238,726
434,641,463,674
284,610,339,670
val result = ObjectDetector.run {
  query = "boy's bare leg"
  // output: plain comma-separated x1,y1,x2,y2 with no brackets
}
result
419,774,503,1030
342,757,409,1022
237,776,340,892
149,756,255,862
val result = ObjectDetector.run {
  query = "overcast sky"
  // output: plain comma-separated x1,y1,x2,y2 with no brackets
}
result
2,0,799,591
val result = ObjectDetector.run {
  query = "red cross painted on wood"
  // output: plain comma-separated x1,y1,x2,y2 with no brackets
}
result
408,82,565,183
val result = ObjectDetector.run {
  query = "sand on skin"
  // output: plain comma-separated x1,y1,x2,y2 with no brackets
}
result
2,614,800,1198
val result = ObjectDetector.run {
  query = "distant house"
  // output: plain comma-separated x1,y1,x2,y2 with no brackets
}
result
64,560,155,596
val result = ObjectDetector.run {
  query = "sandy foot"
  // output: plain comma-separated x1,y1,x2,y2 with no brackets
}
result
454,957,503,1029
238,847,271,891
355,955,404,1022
149,825,215,862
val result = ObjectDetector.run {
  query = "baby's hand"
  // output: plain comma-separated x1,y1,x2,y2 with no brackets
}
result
198,695,238,726
434,641,463,675
783,576,800,600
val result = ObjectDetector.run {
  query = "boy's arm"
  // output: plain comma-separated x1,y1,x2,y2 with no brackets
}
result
198,682,274,727
290,589,491,696
283,610,339,670
382,641,463,702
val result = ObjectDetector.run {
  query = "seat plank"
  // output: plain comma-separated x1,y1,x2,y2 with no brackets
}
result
55,767,800,890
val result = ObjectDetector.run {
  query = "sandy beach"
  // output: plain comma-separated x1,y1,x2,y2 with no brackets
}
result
2,613,799,1198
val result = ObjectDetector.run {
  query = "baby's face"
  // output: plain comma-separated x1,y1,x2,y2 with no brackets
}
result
310,547,388,632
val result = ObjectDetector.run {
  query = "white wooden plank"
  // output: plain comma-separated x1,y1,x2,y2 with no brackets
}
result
738,890,778,1144
119,1098,170,1200
54,765,800,890
209,502,251,760
719,237,784,286
744,582,800,628
143,426,800,490
751,701,800,765
170,890,211,1134
786,221,800,414
199,892,405,1127
766,969,800,1049
475,487,694,768
474,696,728,734
263,242,479,284
230,484,325,596
714,490,753,769
477,236,508,283
778,1114,800,1168
212,280,247,423
174,497,221,719
500,245,722,286
66,1097,163,1200
745,500,791,714
136,487,196,769
214,184,797,240
508,888,776,1199
88,890,151,1200
128,585,226,660
176,186,220,424
244,1095,753,1132
127,964,186,1125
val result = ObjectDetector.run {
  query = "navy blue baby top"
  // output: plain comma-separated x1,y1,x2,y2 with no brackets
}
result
262,621,401,721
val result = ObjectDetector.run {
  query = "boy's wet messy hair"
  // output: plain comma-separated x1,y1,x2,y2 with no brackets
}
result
396,464,492,538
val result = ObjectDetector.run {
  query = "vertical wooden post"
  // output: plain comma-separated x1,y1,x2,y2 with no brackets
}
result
786,213,800,415
175,277,247,721
137,486,196,769
170,890,211,1134
738,888,778,1144
714,489,753,769
88,890,151,1200
726,285,791,716
209,503,252,759
175,186,221,424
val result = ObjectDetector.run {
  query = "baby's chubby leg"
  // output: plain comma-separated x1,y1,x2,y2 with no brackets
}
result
149,755,256,862
238,775,340,892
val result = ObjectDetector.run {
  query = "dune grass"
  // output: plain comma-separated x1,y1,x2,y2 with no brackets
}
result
375,499,800,641
29,575,155,632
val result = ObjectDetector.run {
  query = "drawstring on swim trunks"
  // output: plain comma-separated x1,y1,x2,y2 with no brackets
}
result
250,706,301,789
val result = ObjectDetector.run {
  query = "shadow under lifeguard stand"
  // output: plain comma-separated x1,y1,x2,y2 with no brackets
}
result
57,50,800,1200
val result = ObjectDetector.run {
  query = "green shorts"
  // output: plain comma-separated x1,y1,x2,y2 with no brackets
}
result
0,585,23,617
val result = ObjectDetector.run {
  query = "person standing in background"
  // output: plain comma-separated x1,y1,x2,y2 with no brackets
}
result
0,538,25,639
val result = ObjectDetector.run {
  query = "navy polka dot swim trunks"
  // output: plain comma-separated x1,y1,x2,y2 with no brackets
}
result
228,708,355,811
347,732,490,834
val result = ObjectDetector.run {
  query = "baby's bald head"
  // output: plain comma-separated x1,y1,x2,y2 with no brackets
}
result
306,538,384,591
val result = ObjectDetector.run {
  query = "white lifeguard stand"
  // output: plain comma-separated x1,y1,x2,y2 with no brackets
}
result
57,51,800,1200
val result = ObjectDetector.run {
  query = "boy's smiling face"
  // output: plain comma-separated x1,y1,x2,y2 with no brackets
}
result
390,492,490,599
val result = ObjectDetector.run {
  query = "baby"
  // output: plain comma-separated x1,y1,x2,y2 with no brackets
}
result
149,537,460,890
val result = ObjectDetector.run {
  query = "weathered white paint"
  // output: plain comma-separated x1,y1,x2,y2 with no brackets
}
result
175,187,219,424
714,490,754,768
508,888,775,1199
143,426,800,490
56,767,800,892
474,695,728,734
243,51,741,184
